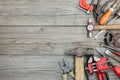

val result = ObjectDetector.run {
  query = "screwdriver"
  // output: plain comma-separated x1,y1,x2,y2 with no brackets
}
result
108,49,120,57
108,7,120,24
99,2,118,25
95,7,120,39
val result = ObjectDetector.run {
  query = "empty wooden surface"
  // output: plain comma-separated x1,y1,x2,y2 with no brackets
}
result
0,0,119,80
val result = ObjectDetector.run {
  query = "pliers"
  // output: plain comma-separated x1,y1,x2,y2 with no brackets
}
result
59,59,75,80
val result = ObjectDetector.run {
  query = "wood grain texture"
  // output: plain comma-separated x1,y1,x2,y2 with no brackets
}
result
0,55,74,80
0,55,118,80
75,57,84,80
0,0,119,80
0,0,91,25
0,26,101,43
0,26,101,55
94,24,120,30
0,0,119,25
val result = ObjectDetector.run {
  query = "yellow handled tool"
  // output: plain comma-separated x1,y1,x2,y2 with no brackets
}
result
59,59,75,80
62,70,74,80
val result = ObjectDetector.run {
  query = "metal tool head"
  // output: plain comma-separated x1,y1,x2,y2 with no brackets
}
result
65,47,94,57
59,59,70,73
95,47,106,57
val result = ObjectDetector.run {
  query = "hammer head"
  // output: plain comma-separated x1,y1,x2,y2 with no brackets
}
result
65,47,94,57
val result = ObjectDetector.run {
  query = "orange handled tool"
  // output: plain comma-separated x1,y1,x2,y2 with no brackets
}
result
99,9,113,25
99,3,117,25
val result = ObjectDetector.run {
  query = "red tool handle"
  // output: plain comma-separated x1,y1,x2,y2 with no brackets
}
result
79,0,93,11
88,63,93,74
97,71,104,80
113,65,120,77
112,51,120,57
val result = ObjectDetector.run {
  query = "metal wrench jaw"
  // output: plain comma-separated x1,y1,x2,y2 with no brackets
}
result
59,59,70,73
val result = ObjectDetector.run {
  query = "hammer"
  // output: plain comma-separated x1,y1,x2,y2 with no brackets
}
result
65,47,94,80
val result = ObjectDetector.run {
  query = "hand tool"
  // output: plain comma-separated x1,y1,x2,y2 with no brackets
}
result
94,24,120,30
101,44,120,53
105,50,120,63
95,46,120,63
111,63,120,77
86,55,120,80
101,45,120,57
79,0,95,14
93,0,102,22
65,47,94,80
94,24,119,40
95,3,120,39
101,0,117,12
65,47,94,57
95,48,120,78
86,56,110,80
95,0,120,39
107,7,120,24
59,59,74,80
93,0,115,23
104,32,120,47
87,19,94,38
107,49,120,57
94,17,113,40
99,1,118,25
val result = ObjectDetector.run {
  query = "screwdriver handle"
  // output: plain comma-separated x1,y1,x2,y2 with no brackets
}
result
99,3,117,25
113,65,120,77
99,9,113,25
112,51,120,57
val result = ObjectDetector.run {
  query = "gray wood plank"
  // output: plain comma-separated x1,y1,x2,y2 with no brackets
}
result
0,42,100,55
0,55,119,80
0,0,119,25
0,0,90,25
0,15,94,25
0,26,101,43
0,26,101,55
0,55,73,80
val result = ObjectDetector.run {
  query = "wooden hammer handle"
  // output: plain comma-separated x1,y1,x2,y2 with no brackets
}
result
75,56,84,80
94,24,120,30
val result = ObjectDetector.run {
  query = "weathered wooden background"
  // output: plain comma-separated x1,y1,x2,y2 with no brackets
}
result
0,0,119,80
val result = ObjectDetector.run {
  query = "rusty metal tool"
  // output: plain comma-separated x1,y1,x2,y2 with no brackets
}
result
59,59,74,80
104,32,120,47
